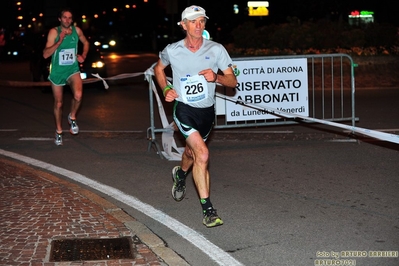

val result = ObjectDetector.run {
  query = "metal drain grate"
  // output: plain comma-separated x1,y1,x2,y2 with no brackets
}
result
50,237,135,261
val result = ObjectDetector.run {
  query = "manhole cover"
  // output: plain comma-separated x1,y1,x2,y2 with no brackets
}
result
50,237,134,261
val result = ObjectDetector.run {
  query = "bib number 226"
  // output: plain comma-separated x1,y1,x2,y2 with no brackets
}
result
185,83,203,95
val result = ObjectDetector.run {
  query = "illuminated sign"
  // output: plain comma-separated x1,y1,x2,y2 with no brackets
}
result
247,1,269,16
348,10,374,25
349,10,374,18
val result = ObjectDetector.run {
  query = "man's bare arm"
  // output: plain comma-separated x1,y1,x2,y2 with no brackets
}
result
154,59,169,89
215,67,237,88
43,28,68,59
76,27,89,61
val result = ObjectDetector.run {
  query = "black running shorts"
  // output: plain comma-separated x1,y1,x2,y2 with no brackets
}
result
173,101,215,140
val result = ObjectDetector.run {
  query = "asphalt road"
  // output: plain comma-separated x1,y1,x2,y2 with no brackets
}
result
0,55,398,266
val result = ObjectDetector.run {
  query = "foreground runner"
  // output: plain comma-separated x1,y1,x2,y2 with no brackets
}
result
154,5,237,227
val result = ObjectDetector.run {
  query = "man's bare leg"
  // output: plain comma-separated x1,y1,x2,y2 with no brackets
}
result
52,85,64,133
185,132,223,227
68,73,83,119
185,132,210,199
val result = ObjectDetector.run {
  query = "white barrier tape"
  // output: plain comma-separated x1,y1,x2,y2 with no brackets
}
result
145,67,184,161
0,72,145,88
102,72,145,80
0,80,51,87
161,123,185,161
0,77,105,88
91,73,109,89
216,92,399,144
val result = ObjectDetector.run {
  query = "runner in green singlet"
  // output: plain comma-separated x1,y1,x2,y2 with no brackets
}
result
43,8,89,146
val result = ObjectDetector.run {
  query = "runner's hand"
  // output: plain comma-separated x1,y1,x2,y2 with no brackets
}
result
164,89,178,102
77,54,85,63
199,69,216,83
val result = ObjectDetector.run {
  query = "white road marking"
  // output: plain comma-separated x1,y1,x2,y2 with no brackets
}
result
78,130,144,133
19,138,54,141
17,130,144,141
214,130,293,134
327,139,358,143
0,148,243,266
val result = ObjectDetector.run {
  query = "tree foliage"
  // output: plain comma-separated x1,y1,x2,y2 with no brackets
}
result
230,19,398,56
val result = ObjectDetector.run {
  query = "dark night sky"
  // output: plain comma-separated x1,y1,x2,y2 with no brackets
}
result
0,0,397,31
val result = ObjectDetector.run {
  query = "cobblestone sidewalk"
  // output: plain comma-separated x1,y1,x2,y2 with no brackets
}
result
0,157,173,266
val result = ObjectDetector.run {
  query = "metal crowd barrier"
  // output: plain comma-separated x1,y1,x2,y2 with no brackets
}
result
214,53,357,129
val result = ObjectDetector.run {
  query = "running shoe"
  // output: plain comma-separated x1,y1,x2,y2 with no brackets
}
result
171,166,186,201
203,207,223,228
54,131,63,146
68,113,79,135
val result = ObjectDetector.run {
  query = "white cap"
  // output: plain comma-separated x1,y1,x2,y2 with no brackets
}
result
178,5,209,25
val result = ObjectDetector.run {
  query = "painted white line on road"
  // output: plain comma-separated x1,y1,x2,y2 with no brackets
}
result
79,130,144,133
0,148,243,266
327,139,358,143
18,130,144,141
19,138,54,141
214,130,293,134
11,130,144,133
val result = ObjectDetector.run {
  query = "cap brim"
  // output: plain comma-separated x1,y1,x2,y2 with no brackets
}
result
177,15,209,25
186,14,209,20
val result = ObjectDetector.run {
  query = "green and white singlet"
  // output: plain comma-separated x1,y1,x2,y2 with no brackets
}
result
48,26,80,86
